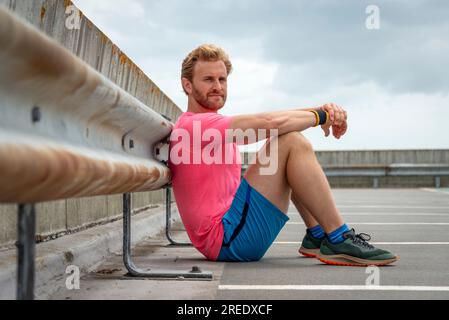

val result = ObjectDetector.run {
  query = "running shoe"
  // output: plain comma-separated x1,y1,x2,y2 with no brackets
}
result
299,230,324,258
317,229,399,266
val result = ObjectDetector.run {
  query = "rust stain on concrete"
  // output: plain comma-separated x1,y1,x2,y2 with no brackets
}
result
111,45,119,57
100,33,109,45
40,6,46,22
119,53,128,65
64,0,73,9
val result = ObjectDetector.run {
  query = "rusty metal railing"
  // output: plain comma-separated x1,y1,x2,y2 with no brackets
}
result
0,7,211,299
322,164,449,188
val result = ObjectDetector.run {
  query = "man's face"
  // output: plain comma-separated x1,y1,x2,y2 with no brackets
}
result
184,60,228,111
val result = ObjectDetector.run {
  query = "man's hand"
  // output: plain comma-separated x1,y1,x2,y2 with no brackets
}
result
330,121,347,140
318,103,348,139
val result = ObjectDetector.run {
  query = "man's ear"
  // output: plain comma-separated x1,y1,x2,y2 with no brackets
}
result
181,77,193,95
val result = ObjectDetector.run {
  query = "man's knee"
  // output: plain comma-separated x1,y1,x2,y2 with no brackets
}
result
279,132,314,152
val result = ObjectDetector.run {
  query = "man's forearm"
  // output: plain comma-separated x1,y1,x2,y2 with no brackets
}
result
267,109,320,136
295,106,320,112
230,109,317,144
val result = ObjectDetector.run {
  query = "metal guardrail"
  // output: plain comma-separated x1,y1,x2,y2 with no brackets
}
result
322,164,449,188
322,164,449,177
0,7,172,202
0,7,211,299
242,163,449,188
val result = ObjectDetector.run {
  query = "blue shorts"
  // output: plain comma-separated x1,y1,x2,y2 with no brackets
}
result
217,178,290,262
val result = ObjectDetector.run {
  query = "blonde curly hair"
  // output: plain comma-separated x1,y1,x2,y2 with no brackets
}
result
181,44,233,95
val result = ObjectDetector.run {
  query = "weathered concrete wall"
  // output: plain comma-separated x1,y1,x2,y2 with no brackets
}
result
242,149,449,166
326,175,448,189
242,149,449,188
0,0,182,247
316,150,449,187
315,149,449,166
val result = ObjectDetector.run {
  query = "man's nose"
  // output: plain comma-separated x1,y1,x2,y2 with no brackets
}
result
211,79,222,91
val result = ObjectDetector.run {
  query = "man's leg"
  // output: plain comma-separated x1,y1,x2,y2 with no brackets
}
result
244,132,344,233
244,132,398,266
291,192,320,229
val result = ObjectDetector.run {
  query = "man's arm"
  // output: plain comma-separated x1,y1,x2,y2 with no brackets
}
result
229,109,322,145
295,107,320,112
229,103,348,144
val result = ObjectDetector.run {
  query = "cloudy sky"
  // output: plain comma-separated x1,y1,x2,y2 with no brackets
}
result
73,0,449,151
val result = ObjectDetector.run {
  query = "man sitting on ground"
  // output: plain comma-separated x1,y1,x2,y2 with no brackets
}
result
168,44,398,266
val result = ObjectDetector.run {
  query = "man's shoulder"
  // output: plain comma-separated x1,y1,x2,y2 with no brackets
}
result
177,112,230,124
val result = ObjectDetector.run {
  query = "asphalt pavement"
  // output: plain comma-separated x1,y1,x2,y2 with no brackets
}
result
50,188,449,300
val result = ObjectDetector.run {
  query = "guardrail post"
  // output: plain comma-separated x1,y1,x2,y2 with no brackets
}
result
165,187,192,247
435,176,441,189
16,204,36,300
122,193,213,280
373,177,379,189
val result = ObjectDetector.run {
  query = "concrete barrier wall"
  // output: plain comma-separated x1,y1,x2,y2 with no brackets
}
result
315,150,449,188
315,149,449,166
242,149,449,166
0,0,182,247
241,149,449,189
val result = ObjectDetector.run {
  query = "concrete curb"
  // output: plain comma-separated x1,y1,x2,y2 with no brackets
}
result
0,204,181,300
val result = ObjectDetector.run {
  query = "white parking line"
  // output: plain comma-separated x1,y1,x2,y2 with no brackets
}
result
218,285,449,292
421,188,449,195
287,213,449,216
274,242,449,245
370,242,449,245
287,222,449,226
337,205,449,209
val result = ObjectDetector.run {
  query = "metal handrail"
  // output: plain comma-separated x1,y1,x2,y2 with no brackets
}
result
323,164,449,177
0,7,173,203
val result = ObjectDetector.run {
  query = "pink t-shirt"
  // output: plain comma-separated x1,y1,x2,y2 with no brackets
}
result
168,112,241,261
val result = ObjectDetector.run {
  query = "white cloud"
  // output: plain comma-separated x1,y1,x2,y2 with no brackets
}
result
73,0,146,44
74,0,145,20
301,82,449,150
227,58,279,114
72,0,449,151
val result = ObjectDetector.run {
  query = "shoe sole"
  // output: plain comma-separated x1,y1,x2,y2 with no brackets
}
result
298,247,320,258
317,254,399,267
